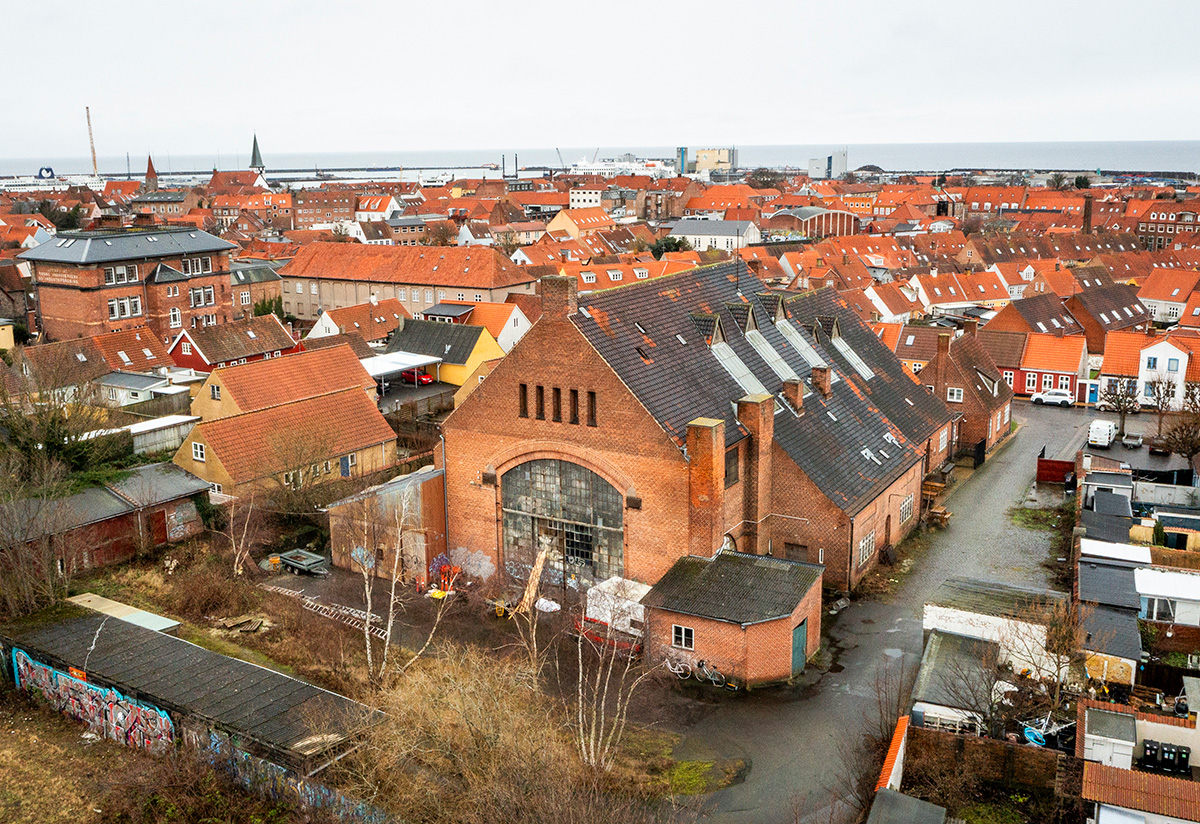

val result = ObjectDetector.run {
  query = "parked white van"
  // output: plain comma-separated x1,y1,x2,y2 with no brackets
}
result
1088,420,1118,449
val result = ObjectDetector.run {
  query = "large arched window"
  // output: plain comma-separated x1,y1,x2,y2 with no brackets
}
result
501,459,623,586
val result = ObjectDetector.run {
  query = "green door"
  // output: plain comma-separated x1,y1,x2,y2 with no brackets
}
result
792,620,807,676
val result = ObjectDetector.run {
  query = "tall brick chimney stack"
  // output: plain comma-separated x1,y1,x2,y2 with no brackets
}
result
736,394,775,556
937,333,951,356
686,417,726,560
782,379,804,414
963,319,978,338
1082,194,1094,235
540,275,578,321
812,366,832,398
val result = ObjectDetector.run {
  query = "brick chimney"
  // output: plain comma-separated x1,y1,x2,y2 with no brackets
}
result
812,365,832,397
963,319,978,337
1082,194,1094,235
937,332,952,356
687,417,726,559
540,275,578,321
782,379,804,414
736,394,774,556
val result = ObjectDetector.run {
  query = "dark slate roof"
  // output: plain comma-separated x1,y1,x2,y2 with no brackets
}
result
1082,605,1142,663
642,551,822,626
1081,509,1132,543
1069,284,1145,332
300,331,375,359
384,318,484,366
2,613,378,766
422,303,476,320
978,329,1028,370
1008,293,1082,334
867,788,946,824
100,371,164,390
1094,489,1134,517
926,577,1065,618
19,228,235,265
670,220,756,237
1158,513,1200,532
894,325,949,362
231,263,282,286
147,263,187,284
573,267,935,514
912,629,1001,712
182,315,295,365
1077,558,1141,610
106,463,210,508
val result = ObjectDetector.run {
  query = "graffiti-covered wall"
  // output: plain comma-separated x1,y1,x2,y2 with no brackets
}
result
184,725,386,824
11,648,175,754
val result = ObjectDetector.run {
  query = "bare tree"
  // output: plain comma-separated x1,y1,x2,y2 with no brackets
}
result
1000,597,1091,715
1145,374,1175,437
571,613,656,772
220,493,263,577
1098,378,1141,437
0,455,76,618
1164,382,1200,470
935,643,1009,738
493,229,520,256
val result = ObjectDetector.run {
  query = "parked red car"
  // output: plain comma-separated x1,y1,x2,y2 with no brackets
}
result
401,369,433,385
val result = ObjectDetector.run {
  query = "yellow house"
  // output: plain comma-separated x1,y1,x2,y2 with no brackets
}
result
453,358,502,408
173,388,398,497
190,345,376,421
383,318,504,387
0,320,14,352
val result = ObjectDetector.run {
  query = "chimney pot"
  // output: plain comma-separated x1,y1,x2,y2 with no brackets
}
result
937,332,952,355
812,366,832,397
963,319,978,337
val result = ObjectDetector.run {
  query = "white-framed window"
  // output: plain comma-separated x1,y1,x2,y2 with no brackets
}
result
672,624,694,650
1025,372,1037,392
210,384,221,400
169,307,182,328
858,530,876,566
208,482,222,494
181,342,192,355
106,387,117,400
1002,370,1013,387
425,289,433,303
347,452,357,467
899,494,914,524
1043,373,1054,390
946,387,964,403
939,427,948,450
192,442,206,462
437,290,446,301
1004,405,1010,424
397,288,407,301
240,291,251,306
1141,596,1175,622
310,283,318,295
1058,375,1071,390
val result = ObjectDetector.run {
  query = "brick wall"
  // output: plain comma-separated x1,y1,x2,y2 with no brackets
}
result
906,725,1064,792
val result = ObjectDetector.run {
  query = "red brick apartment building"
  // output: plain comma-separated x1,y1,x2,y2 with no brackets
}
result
19,227,237,343
293,189,355,229
439,268,954,597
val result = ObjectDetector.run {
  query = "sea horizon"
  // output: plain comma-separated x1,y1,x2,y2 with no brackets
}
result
2,140,1197,178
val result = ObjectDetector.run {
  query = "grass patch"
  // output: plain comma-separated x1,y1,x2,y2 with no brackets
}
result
957,802,1025,824
1007,506,1063,531
668,760,715,794
179,627,296,675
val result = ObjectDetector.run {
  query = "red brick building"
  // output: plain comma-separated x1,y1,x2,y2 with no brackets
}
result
919,324,1013,455
438,268,953,603
293,189,356,229
20,227,237,343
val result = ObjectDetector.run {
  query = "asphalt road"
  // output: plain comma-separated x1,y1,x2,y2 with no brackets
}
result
685,401,1099,824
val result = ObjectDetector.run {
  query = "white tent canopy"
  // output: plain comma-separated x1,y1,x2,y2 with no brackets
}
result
360,351,442,379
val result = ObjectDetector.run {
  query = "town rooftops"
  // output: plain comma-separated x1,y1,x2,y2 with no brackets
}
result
1081,604,1142,663
1082,761,1200,822
90,327,170,372
926,577,1066,618
19,227,235,265
1,611,378,769
322,298,411,342
642,551,822,626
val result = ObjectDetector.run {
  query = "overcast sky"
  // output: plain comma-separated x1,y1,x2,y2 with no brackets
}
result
6,0,1197,161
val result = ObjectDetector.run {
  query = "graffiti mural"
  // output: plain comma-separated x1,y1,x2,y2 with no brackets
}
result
185,726,386,824
12,648,174,754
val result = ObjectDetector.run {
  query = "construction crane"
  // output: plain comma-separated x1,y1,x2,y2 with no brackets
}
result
592,147,600,163
555,147,566,171
85,107,98,177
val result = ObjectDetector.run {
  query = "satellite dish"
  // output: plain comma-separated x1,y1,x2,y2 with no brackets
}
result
37,167,54,179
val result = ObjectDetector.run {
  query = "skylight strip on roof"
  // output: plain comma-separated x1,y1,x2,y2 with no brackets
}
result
831,337,875,380
711,341,770,398
745,330,798,382
776,320,828,369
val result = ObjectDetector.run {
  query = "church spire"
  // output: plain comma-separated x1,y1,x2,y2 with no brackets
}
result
144,155,158,192
250,134,264,174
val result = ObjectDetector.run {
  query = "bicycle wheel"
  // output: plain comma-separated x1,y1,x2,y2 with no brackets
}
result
673,663,691,680
709,669,726,688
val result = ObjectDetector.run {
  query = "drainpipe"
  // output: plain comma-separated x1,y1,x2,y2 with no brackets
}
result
847,517,855,594
440,434,450,570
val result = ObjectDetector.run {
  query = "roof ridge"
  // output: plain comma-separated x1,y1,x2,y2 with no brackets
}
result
200,386,362,424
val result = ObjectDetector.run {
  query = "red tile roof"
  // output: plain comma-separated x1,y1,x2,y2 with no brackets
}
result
322,298,410,343
91,327,171,372
174,315,296,366
1100,330,1155,377
440,299,517,340
1082,762,1200,821
1138,268,1200,303
281,243,534,289
196,388,395,485
1020,332,1085,373
212,344,374,415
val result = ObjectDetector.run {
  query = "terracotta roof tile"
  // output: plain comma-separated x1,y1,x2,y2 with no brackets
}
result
322,298,410,343
175,315,296,366
1100,331,1155,377
281,242,535,290
90,327,170,372
211,345,375,415
196,388,394,485
1081,761,1200,821
1020,332,1086,373
440,299,517,340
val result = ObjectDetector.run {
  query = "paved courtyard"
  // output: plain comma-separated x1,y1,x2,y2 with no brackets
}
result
686,401,1099,823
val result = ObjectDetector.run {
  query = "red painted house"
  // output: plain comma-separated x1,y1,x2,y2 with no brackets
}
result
980,330,1089,401
168,314,299,372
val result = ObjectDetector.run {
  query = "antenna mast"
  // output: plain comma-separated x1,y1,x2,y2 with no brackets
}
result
86,106,98,177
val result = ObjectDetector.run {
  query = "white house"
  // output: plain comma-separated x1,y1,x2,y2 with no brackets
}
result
669,219,762,251
1136,337,1200,410
355,196,400,223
